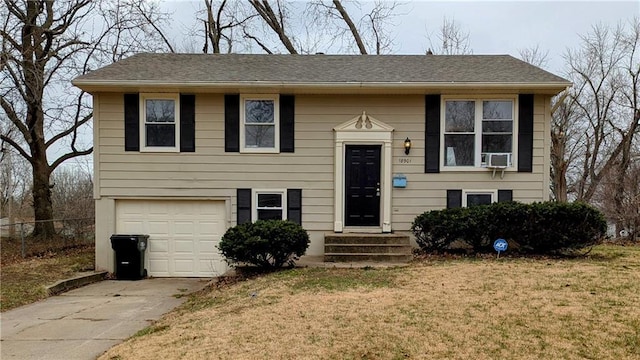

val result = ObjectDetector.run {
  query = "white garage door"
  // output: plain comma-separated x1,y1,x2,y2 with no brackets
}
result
116,200,228,277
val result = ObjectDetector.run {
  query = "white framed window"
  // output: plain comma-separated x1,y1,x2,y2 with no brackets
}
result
140,93,180,152
442,98,515,169
462,190,498,207
241,95,279,153
253,189,287,221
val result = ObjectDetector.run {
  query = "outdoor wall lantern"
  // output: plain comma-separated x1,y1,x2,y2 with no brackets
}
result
404,137,412,155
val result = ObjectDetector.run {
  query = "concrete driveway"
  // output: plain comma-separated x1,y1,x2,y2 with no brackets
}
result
1,278,209,360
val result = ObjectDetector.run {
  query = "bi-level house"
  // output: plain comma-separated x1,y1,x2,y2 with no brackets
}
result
73,54,570,277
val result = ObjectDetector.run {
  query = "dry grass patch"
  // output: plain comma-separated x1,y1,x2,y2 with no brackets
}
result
100,245,640,360
0,245,95,311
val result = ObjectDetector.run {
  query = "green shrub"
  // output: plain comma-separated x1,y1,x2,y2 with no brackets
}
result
516,202,607,253
218,220,310,269
412,201,606,255
411,208,463,251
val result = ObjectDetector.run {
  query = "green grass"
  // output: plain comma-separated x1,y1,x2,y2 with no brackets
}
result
133,324,170,338
277,267,401,292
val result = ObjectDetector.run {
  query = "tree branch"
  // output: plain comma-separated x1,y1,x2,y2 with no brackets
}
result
0,96,32,143
134,1,175,53
332,0,367,54
0,134,32,162
50,147,94,172
243,28,274,54
249,0,298,54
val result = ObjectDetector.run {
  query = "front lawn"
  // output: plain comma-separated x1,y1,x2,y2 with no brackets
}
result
100,245,640,359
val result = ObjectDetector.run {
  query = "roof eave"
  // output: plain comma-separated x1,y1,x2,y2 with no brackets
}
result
72,79,572,95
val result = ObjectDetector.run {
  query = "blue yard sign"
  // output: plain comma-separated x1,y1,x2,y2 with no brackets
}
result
493,238,508,258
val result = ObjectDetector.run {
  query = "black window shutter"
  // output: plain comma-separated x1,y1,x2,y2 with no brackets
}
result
180,94,196,152
124,93,140,151
446,190,462,209
425,95,441,173
287,189,302,225
280,95,295,153
518,94,534,172
498,190,513,202
225,94,240,152
237,188,251,224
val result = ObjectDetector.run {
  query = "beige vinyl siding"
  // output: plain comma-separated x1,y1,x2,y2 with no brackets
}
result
95,92,552,257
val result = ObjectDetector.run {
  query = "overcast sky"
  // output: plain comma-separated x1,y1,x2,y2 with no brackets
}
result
396,0,638,73
164,0,637,75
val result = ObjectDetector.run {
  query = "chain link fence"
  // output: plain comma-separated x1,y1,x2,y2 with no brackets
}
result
1,218,94,262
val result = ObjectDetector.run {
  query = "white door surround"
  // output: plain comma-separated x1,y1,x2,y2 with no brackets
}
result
333,111,393,233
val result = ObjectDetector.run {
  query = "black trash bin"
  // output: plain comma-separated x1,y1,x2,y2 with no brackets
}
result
110,234,149,280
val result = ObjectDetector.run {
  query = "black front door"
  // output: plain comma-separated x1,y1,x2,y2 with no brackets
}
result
345,145,381,226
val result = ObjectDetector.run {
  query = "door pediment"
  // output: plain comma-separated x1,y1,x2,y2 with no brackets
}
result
334,111,395,133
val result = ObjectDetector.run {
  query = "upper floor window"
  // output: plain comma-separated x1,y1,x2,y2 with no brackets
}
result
140,93,180,152
241,95,279,153
443,98,514,168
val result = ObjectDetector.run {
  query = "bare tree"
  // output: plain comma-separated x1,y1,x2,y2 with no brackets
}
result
548,92,586,202
427,17,472,55
198,0,256,54
0,146,31,232
330,0,367,54
553,19,640,238
243,0,401,54
519,45,550,69
0,0,173,237
565,22,639,204
247,0,298,53
308,0,400,55
596,150,640,241
51,165,94,221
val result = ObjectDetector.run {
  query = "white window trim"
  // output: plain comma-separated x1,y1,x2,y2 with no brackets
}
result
252,189,287,221
462,189,498,207
440,96,518,171
240,94,280,153
140,93,180,152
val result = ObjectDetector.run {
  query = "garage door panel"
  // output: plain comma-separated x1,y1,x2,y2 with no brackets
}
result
174,259,194,272
149,239,169,253
174,240,194,254
199,221,219,235
116,200,227,277
148,221,170,234
199,241,216,253
149,259,169,275
175,221,196,235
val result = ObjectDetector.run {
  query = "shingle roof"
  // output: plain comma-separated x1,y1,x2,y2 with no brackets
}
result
73,53,570,90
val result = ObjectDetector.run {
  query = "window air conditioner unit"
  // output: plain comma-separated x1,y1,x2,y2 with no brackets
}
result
487,153,510,179
488,153,509,168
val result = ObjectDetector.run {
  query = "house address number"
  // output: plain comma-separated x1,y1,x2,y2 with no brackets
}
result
399,158,411,164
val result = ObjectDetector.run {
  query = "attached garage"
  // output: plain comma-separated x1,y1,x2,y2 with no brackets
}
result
115,199,229,277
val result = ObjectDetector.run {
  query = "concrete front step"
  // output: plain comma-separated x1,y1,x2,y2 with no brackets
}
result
324,233,410,245
324,233,412,263
325,244,412,254
324,253,412,263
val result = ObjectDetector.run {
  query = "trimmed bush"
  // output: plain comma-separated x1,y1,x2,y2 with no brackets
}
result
515,202,607,253
218,220,310,269
412,201,606,255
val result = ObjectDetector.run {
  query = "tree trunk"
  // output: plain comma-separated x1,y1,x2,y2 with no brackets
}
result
31,157,55,237
28,90,55,237
550,131,568,202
